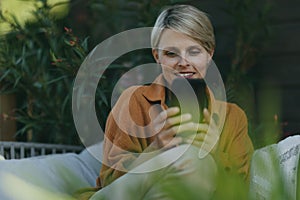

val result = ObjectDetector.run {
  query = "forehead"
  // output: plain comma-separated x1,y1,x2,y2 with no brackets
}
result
158,29,201,49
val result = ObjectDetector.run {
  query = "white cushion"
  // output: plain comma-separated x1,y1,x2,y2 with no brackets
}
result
249,135,300,200
0,142,102,199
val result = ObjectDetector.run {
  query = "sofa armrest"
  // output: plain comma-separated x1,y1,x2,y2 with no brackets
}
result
0,142,103,199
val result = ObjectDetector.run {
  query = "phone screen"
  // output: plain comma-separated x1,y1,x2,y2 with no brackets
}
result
166,78,208,122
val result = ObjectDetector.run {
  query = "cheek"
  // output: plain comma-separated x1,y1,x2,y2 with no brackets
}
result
190,57,209,69
160,64,176,85
160,57,178,67
191,57,210,74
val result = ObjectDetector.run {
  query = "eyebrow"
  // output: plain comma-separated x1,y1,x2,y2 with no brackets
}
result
186,45,202,50
160,47,178,51
160,45,202,51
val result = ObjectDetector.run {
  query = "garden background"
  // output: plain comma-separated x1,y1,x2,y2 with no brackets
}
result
0,0,299,149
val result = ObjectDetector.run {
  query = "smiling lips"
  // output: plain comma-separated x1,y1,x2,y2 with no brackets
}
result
175,72,195,78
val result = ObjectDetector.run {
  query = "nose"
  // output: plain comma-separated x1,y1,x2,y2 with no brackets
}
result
178,55,190,67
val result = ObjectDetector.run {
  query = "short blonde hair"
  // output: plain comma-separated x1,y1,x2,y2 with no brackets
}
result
151,5,215,54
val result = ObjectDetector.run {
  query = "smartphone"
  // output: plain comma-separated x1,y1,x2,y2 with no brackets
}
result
166,78,208,123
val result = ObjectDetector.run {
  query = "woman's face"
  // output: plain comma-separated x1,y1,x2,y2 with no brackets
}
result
152,29,214,85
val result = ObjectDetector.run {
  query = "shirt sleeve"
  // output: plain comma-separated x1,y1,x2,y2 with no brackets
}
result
227,104,254,182
98,115,136,186
98,86,152,187
216,103,254,183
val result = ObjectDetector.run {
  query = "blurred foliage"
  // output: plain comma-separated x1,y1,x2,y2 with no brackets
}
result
69,0,192,46
0,0,276,147
0,1,291,199
0,0,85,144
0,0,191,144
222,0,276,148
0,0,70,34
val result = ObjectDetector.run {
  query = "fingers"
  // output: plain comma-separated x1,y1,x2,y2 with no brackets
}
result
154,107,193,132
154,129,183,149
157,121,208,139
176,109,220,154
203,109,219,129
184,128,219,154
203,108,211,123
153,107,191,149
166,113,192,128
175,123,208,135
156,122,194,141
185,139,212,153
191,132,206,141
184,132,206,145
162,137,183,150
185,134,214,151
153,107,220,151
153,107,180,125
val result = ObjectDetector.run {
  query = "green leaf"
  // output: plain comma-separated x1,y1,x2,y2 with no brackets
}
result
45,75,67,85
0,68,11,82
33,81,43,88
97,89,108,107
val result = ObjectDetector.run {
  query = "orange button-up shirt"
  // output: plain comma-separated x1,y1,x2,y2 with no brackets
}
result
98,75,254,187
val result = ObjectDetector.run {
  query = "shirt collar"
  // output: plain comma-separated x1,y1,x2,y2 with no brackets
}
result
142,74,167,103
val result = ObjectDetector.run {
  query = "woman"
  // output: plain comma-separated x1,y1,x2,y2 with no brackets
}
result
97,4,253,193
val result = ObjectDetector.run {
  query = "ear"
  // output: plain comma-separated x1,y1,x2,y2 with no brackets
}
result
152,48,160,63
206,49,214,66
209,49,215,60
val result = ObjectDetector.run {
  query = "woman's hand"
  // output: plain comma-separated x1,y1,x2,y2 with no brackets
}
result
151,107,194,150
151,107,219,155
183,108,220,154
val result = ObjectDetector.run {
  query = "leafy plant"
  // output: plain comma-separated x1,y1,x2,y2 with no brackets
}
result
0,0,192,144
0,0,274,148
0,1,86,144
222,0,274,147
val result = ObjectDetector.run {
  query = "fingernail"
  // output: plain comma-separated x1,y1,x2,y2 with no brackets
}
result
198,149,209,159
170,107,179,112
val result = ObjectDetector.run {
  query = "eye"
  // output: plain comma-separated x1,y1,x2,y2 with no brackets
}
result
189,49,201,56
164,50,178,58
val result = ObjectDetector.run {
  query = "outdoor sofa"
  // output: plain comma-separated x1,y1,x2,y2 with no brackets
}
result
0,135,299,200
